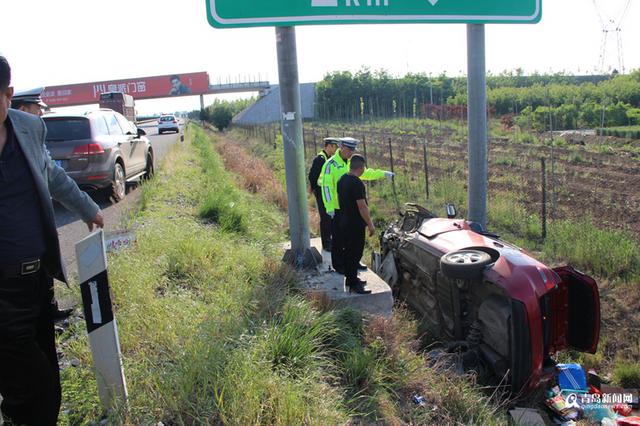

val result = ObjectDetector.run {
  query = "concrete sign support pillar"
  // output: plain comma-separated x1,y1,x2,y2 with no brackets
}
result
275,26,320,268
466,24,488,229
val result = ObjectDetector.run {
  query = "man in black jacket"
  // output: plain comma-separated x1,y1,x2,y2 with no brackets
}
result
308,137,339,251
337,154,375,294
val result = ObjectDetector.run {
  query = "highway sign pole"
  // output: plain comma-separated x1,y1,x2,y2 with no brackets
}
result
466,24,488,229
276,27,319,268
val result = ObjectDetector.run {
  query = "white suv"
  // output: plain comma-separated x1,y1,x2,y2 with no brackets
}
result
157,115,179,134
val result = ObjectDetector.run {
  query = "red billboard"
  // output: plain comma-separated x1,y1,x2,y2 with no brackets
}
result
42,72,210,107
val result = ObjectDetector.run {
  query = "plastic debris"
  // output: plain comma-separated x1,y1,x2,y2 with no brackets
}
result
412,395,426,407
556,363,588,393
617,417,640,426
612,403,633,416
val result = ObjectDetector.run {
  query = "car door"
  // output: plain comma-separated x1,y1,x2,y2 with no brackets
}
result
115,113,145,174
552,266,601,354
105,113,131,174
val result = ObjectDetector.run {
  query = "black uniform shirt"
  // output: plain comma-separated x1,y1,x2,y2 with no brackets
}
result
337,173,367,230
308,150,328,192
0,120,47,264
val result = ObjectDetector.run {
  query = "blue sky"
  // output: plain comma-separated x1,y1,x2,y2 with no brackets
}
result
2,0,638,114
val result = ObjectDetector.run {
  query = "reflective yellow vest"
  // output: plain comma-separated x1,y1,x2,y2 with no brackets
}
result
319,149,386,215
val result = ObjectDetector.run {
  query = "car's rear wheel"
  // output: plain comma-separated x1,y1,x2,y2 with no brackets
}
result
440,249,493,280
142,153,154,180
110,163,126,203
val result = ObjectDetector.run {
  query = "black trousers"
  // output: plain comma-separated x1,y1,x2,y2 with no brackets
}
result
331,211,345,271
0,271,60,426
313,188,332,251
343,225,366,286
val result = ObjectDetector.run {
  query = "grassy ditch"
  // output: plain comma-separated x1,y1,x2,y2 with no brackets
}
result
59,124,504,425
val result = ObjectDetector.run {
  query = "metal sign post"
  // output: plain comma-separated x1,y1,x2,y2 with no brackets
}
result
466,24,488,228
276,27,321,268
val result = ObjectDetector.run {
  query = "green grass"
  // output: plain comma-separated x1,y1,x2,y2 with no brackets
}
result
59,124,505,425
543,220,640,281
600,126,640,139
613,362,640,388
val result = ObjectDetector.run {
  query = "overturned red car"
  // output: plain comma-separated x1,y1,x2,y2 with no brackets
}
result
375,204,600,392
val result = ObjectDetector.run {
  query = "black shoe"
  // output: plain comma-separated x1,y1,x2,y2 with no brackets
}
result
357,262,367,271
53,307,73,321
348,281,371,295
357,278,368,286
333,266,345,275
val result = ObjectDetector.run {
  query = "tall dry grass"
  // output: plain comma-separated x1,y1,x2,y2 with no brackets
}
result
216,140,289,212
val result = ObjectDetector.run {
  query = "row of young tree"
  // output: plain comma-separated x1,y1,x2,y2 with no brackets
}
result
315,68,640,129
188,98,255,131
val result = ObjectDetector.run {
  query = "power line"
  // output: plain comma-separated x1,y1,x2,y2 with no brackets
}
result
592,0,630,73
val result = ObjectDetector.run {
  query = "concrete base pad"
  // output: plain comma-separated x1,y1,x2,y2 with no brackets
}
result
283,238,393,318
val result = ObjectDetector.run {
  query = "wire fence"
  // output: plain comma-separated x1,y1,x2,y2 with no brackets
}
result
234,122,640,239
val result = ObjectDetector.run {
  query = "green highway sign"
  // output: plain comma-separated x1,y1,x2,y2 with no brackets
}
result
207,0,541,28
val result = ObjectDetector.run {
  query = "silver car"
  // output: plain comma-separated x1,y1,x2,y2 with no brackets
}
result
43,110,154,202
157,114,180,134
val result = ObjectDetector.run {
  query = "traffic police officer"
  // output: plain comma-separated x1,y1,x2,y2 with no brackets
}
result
319,137,393,274
11,87,48,117
308,137,339,252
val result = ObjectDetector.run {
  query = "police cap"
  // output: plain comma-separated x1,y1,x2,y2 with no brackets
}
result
339,137,359,150
11,87,48,108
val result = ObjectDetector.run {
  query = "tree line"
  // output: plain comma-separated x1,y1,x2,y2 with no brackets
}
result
315,68,640,130
189,98,256,131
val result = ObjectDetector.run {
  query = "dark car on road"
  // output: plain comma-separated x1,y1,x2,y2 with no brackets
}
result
374,204,600,393
43,109,154,202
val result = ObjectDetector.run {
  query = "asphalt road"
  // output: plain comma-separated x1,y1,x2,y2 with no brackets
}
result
54,121,183,279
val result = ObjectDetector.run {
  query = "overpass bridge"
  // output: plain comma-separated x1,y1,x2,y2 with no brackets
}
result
40,72,271,108
208,81,270,95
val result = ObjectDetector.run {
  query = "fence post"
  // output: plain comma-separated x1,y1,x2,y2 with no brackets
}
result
303,128,307,160
423,137,430,201
362,134,370,192
313,129,317,154
388,137,400,212
273,125,277,149
541,157,547,240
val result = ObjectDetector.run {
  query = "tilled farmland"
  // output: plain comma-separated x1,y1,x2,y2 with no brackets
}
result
303,123,640,237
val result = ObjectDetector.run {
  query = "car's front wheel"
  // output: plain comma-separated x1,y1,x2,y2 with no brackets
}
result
110,162,126,203
440,249,493,280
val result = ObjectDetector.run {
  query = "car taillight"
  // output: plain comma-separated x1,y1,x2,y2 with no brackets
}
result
73,143,104,156
172,120,177,123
